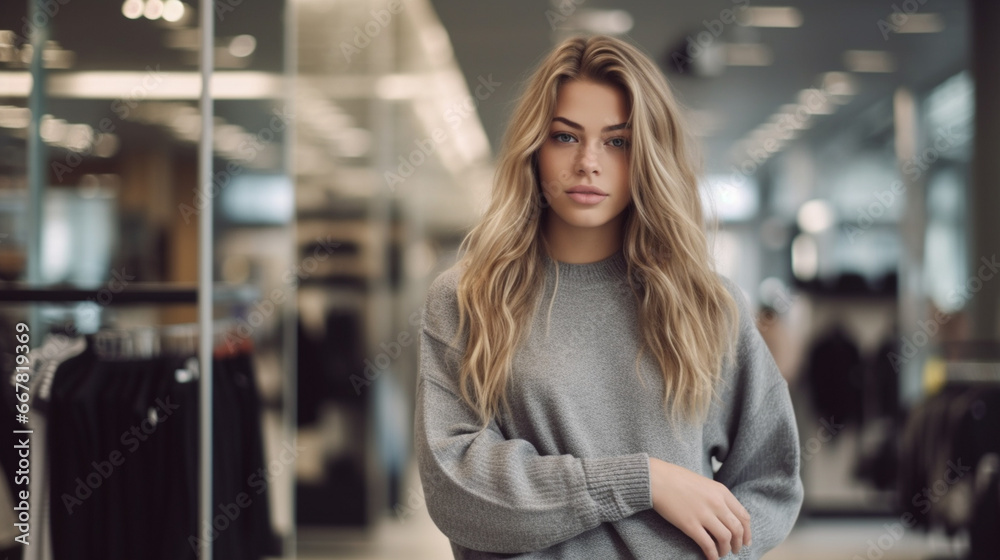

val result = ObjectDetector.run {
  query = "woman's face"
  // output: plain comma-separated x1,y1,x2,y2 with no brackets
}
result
537,79,632,234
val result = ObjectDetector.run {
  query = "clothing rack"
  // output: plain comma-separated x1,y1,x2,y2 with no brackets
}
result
18,0,220,556
91,318,242,361
2,284,256,560
16,0,304,555
0,283,259,304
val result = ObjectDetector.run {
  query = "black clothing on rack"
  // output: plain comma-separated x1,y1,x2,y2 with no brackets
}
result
37,334,281,560
897,384,1000,560
802,323,865,427
296,309,366,426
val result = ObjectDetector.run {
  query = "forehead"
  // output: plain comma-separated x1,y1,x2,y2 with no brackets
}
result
552,79,629,128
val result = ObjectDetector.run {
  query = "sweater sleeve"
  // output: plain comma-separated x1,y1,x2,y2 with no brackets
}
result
413,268,653,554
704,276,805,560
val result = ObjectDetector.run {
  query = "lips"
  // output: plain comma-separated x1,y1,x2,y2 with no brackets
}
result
566,185,608,196
565,185,608,205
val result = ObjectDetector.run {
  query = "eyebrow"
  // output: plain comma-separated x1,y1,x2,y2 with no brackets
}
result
552,116,631,132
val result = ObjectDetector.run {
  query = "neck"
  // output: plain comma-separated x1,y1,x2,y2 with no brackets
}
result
542,212,625,264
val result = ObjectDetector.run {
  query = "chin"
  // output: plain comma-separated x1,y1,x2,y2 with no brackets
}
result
560,214,618,229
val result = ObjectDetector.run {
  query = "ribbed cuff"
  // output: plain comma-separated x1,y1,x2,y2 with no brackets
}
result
581,452,653,523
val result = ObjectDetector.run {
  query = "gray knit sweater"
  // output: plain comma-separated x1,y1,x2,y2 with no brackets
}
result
413,248,804,559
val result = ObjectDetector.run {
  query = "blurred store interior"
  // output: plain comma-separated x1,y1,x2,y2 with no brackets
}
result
0,0,997,559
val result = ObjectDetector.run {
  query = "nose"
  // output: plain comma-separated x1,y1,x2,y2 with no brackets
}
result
576,142,600,175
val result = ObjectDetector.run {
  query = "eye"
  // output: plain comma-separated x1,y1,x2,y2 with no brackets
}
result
608,137,630,149
552,132,576,143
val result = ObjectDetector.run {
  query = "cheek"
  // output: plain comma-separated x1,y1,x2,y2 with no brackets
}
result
612,155,630,184
537,150,568,187
537,148,558,177
610,152,629,174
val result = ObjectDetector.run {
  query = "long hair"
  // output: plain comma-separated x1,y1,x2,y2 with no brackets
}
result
448,34,741,430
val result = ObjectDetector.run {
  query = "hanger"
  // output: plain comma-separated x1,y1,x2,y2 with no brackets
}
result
92,318,247,361
93,326,160,361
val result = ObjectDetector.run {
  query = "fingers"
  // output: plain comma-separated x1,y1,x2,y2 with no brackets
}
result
726,515,746,554
723,511,744,555
704,516,733,558
690,526,721,560
724,492,753,546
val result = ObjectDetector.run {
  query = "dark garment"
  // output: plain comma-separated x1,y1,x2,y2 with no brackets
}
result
46,340,279,560
868,335,900,419
297,310,366,427
803,324,864,426
47,341,100,560
897,384,1000,539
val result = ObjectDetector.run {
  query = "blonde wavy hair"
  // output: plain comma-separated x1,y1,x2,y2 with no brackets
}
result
448,34,741,430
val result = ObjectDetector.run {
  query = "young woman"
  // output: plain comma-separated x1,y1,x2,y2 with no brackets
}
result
413,34,803,559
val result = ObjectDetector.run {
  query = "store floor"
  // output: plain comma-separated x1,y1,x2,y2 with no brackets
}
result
294,460,964,560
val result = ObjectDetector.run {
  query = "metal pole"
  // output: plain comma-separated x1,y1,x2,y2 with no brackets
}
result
367,0,393,522
26,0,48,339
198,0,214,556
893,87,926,407
282,0,299,556
968,0,1000,342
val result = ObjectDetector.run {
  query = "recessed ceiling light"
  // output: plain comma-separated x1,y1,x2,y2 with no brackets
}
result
143,0,165,20
843,50,895,73
895,13,944,33
163,0,185,23
121,0,143,20
739,7,803,28
572,9,634,35
724,43,772,66
228,35,256,58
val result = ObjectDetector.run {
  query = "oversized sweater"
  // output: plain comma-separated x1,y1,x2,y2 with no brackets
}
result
413,248,804,559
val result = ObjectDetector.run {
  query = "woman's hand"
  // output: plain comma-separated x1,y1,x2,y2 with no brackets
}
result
649,457,752,559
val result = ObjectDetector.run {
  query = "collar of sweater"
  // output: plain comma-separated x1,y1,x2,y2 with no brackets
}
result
542,247,628,287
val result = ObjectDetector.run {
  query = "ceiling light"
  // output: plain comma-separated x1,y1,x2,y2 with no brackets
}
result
724,43,772,66
820,71,857,96
739,7,803,28
40,116,67,143
228,35,256,58
0,71,285,99
0,105,30,128
65,123,95,151
797,199,835,233
843,50,895,73
122,0,143,19
573,9,634,35
144,0,165,20
895,13,944,33
162,0,185,23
